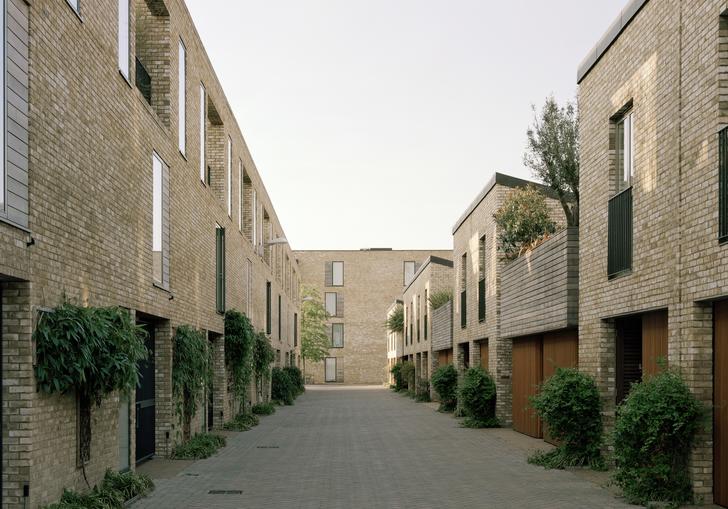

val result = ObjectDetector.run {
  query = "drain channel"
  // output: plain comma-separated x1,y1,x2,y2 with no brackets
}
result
208,490,243,495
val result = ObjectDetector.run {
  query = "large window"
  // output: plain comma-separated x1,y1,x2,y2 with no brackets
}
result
720,127,728,243
615,111,634,193
216,225,226,313
325,292,337,317
118,0,130,79
278,295,282,340
252,190,258,247
238,160,243,232
246,258,252,316
177,39,186,155
0,4,4,214
478,235,486,322
199,83,206,182
152,153,164,284
226,136,232,216
266,281,272,335
331,323,344,348
404,261,416,286
460,253,467,329
332,261,344,287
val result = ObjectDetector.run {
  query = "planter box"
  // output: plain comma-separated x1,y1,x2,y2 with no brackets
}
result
431,301,453,352
501,227,578,338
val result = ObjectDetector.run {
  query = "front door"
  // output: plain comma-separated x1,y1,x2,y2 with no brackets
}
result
325,357,337,382
642,310,668,376
135,323,155,464
715,300,728,507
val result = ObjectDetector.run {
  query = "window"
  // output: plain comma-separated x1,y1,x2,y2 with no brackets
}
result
226,137,232,216
238,160,243,231
416,295,421,342
67,0,79,14
199,84,206,182
424,289,428,340
720,127,728,243
118,0,130,79
177,39,186,155
331,323,344,348
246,258,252,316
152,154,163,283
252,190,258,247
134,0,170,122
215,225,225,313
478,235,486,322
294,313,298,347
332,261,344,286
0,3,4,213
460,253,467,329
325,292,337,317
615,111,634,193
278,295,282,340
404,261,416,286
266,281,272,335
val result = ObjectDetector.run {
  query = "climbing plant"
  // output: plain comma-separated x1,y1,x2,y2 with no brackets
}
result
224,310,255,407
253,330,275,400
172,326,211,427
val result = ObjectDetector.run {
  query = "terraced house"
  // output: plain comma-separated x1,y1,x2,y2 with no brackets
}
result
295,249,449,385
451,172,564,424
577,0,728,504
401,255,453,387
0,0,300,507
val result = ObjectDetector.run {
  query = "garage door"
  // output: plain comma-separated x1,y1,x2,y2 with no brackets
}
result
479,341,489,371
642,310,668,377
512,336,543,438
715,300,728,507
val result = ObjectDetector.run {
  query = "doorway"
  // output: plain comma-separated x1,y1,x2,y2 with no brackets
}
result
714,299,728,507
135,321,156,464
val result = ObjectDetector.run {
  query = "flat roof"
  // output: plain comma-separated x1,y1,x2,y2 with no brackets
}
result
577,0,649,84
451,172,553,235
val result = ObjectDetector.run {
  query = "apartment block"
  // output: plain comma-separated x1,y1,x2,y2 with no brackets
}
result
0,0,299,507
401,256,453,387
451,172,564,424
578,0,728,503
295,249,450,385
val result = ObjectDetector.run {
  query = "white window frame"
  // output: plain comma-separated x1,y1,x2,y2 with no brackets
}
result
118,0,130,79
252,190,258,247
178,39,186,156
199,83,206,182
238,160,243,231
616,111,634,192
404,261,416,286
246,258,253,316
325,292,337,317
67,0,80,14
0,5,5,213
332,261,344,287
152,152,163,284
332,323,344,348
226,136,232,216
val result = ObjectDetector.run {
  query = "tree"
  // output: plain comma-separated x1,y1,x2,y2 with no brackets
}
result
385,304,404,334
493,186,557,259
300,286,330,377
524,95,579,226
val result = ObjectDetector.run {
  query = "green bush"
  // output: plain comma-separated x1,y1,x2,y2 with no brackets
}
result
529,368,605,470
400,361,415,391
493,186,557,260
252,402,276,415
271,367,296,405
458,367,498,428
391,363,405,391
431,364,458,412
223,412,260,431
284,365,305,395
224,310,256,406
612,370,704,506
428,290,452,310
171,433,226,460
385,305,404,333
415,379,431,402
43,469,153,509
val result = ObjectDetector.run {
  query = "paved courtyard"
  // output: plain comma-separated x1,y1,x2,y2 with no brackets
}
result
133,386,636,509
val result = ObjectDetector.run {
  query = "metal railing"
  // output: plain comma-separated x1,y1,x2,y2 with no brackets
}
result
608,187,633,278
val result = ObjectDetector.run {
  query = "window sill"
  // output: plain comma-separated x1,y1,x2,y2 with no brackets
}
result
0,214,31,234
608,269,633,281
720,236,728,246
152,282,172,294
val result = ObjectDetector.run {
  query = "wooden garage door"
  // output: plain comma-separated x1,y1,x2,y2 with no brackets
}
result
512,336,543,438
439,349,453,366
642,310,668,377
715,300,728,507
479,341,489,371
542,329,578,445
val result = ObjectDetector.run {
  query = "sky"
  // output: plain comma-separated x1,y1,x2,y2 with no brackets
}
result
185,0,627,250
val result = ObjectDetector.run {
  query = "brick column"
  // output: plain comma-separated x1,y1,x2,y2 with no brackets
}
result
493,337,512,426
2,281,33,509
154,320,174,457
211,333,228,430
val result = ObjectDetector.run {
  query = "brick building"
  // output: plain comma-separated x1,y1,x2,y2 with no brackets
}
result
401,256,453,387
295,249,450,385
0,0,299,507
577,0,728,503
451,172,564,424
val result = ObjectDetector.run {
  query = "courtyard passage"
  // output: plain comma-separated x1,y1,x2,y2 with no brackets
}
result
133,386,636,509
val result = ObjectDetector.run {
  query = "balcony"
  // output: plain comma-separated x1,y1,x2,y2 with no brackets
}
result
501,227,579,338
608,187,633,278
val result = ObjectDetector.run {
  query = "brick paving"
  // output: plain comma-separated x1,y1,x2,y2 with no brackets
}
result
132,386,637,509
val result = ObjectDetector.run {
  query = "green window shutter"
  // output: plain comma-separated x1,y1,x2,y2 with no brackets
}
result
478,278,486,322
216,227,225,313
460,290,467,329
720,127,728,243
266,282,272,335
607,188,633,277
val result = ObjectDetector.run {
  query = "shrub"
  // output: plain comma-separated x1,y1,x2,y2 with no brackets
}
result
43,470,153,509
385,305,404,333
428,290,452,311
493,186,557,260
415,379,431,402
529,368,605,470
612,370,704,506
223,412,260,431
252,402,276,415
458,367,498,428
171,433,226,460
271,367,296,405
400,361,415,391
431,364,458,412
391,363,405,391
284,365,305,395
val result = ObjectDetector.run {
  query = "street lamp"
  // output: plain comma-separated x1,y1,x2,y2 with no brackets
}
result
257,236,288,256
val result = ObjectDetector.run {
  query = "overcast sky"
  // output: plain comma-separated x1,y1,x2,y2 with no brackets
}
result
185,0,626,250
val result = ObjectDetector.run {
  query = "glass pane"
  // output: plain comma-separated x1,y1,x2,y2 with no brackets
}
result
227,137,232,216
332,324,344,347
152,154,163,283
178,40,186,154
333,262,344,286
404,261,415,285
624,113,632,184
325,293,337,316
118,0,129,78
199,84,206,181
